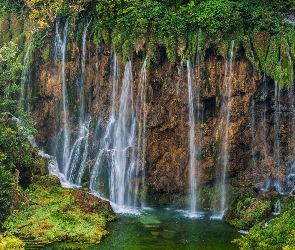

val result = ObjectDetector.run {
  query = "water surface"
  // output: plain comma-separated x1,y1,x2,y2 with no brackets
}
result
90,207,240,250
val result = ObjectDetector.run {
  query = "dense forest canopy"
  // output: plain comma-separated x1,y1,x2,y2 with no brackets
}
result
1,0,295,67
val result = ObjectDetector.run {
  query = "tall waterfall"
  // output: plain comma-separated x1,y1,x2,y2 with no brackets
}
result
274,62,281,192
260,71,268,190
187,60,196,213
67,20,91,185
53,20,70,184
110,61,136,206
215,40,235,218
194,30,202,212
136,58,147,207
90,53,119,198
90,58,146,208
250,50,257,184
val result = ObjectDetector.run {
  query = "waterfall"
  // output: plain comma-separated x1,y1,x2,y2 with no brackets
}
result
273,199,281,215
110,61,136,206
214,40,235,219
20,45,31,111
287,44,295,191
66,20,91,185
136,58,147,207
90,53,119,198
187,59,197,213
250,50,257,184
274,62,282,192
194,30,203,213
53,20,70,183
261,72,268,190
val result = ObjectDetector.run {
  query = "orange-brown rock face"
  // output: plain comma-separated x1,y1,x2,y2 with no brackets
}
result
31,27,295,206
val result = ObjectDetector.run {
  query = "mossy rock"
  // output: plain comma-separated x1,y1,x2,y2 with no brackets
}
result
225,193,272,230
0,235,25,250
3,175,116,244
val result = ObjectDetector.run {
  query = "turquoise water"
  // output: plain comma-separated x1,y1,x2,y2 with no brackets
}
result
33,207,241,250
92,207,241,250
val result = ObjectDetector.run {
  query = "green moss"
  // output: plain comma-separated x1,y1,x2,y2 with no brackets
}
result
233,209,295,249
41,45,50,61
197,183,237,210
0,235,25,250
225,195,272,230
265,34,280,84
3,175,116,244
253,31,270,69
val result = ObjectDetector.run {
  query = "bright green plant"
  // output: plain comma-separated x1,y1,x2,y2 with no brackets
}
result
0,235,25,250
4,175,116,244
233,209,295,249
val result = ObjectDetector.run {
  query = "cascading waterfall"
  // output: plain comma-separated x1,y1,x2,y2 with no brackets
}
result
193,30,203,213
273,199,281,215
214,40,235,219
53,20,70,183
90,57,146,209
67,20,91,185
187,60,197,213
261,71,269,190
287,44,295,190
110,61,136,206
274,61,282,192
19,45,31,111
90,53,118,195
90,53,119,198
136,58,147,207
250,50,257,184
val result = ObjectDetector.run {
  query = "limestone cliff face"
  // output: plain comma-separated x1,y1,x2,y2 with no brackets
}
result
31,24,294,206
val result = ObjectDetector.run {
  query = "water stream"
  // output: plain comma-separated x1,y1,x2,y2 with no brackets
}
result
273,60,282,192
53,20,70,185
67,20,91,186
213,40,235,219
187,60,197,213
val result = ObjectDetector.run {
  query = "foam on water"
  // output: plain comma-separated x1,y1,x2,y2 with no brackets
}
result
176,209,205,219
238,230,249,235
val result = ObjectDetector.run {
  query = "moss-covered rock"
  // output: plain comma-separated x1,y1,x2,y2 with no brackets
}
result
3,175,116,244
225,192,272,230
0,235,25,250
233,209,295,249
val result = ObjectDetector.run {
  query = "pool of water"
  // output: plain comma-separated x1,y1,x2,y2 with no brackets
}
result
92,207,240,250
32,207,241,250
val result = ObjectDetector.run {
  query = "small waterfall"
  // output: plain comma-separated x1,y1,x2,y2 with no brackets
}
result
20,45,31,111
136,58,147,207
67,119,91,185
53,20,70,182
273,199,281,215
110,61,136,206
274,60,282,192
287,44,295,191
187,60,196,213
78,19,91,125
214,40,235,219
66,20,91,186
194,30,202,212
261,72,268,190
250,50,257,184
90,53,119,197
